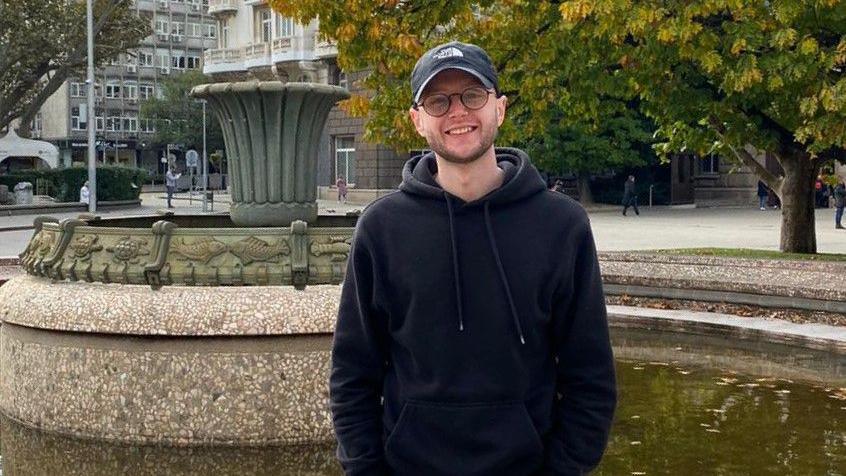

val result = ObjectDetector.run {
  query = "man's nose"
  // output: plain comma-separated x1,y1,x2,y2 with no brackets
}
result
447,94,469,117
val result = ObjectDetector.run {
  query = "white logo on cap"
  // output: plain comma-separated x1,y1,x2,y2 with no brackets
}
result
432,46,464,60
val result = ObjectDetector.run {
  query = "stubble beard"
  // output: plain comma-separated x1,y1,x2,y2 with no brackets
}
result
427,125,498,165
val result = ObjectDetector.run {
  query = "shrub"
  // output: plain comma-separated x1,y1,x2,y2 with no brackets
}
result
0,166,147,202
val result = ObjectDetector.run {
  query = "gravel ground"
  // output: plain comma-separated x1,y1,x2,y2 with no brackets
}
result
606,294,846,327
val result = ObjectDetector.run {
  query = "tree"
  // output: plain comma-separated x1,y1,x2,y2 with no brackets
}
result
553,0,846,253
139,70,225,156
524,102,655,203
273,0,846,253
0,0,149,135
272,0,654,202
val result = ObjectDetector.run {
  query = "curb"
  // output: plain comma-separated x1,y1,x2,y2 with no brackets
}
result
0,199,142,219
603,283,846,314
607,305,846,353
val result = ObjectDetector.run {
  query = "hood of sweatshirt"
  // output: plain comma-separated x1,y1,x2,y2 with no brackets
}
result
397,148,547,344
399,147,547,205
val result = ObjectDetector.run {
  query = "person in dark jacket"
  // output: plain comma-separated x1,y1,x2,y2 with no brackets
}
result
622,175,639,216
757,180,769,211
330,41,617,476
835,177,845,229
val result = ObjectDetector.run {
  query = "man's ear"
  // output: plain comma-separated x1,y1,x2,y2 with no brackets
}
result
495,95,507,126
409,107,425,136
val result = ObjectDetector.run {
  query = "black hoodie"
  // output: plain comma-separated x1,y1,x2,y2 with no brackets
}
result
330,148,616,476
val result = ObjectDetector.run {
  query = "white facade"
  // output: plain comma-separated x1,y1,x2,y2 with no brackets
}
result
24,0,218,173
204,0,339,83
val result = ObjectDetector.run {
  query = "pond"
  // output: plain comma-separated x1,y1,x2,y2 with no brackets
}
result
0,328,842,475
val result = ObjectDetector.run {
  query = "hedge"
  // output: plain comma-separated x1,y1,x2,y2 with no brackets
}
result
0,166,147,202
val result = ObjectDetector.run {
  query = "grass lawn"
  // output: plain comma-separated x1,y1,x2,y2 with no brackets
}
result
653,248,846,262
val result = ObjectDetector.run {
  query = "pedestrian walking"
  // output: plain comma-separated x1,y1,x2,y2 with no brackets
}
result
757,180,768,211
330,41,616,476
551,178,564,193
336,175,348,203
165,166,181,209
79,180,90,206
622,175,639,216
835,177,845,230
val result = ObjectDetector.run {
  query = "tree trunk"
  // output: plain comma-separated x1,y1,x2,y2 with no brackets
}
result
778,153,819,253
577,172,594,205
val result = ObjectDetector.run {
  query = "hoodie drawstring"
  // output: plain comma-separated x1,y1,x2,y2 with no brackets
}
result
484,202,526,345
444,193,465,332
443,193,526,344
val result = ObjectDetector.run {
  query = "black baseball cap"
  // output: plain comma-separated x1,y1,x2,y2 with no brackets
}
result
411,41,499,104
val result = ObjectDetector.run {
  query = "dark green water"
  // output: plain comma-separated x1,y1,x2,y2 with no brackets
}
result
0,360,842,475
0,329,843,475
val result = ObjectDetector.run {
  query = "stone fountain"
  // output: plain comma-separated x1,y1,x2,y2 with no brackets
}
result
0,82,352,445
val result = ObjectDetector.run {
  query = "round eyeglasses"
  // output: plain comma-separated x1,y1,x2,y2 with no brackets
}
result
413,87,494,117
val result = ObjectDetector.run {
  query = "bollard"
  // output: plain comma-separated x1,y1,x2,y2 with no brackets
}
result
205,191,214,212
649,184,654,208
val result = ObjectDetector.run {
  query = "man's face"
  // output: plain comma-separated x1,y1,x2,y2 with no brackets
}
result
409,69,507,165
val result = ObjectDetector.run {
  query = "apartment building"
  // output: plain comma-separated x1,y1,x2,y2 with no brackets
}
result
204,0,404,191
32,0,218,175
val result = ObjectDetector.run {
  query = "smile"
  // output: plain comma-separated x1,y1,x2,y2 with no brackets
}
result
445,126,476,135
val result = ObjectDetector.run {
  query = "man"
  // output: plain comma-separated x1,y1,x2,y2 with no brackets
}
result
834,177,845,229
79,180,90,206
165,165,181,208
551,179,565,194
330,41,616,476
622,175,639,216
757,180,768,211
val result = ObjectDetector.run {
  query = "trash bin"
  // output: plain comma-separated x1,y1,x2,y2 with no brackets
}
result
13,182,33,205
205,191,214,212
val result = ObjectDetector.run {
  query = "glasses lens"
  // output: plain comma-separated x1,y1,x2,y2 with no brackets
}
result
422,95,450,116
462,88,489,109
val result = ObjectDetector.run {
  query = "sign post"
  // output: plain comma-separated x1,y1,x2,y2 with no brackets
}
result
186,149,198,206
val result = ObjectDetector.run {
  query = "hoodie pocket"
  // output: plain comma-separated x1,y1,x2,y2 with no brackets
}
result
385,400,544,476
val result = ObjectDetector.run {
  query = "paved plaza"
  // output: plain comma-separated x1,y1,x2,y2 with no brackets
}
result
1,194,845,257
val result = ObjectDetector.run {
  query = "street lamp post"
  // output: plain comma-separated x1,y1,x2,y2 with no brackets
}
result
86,0,97,213
202,99,208,213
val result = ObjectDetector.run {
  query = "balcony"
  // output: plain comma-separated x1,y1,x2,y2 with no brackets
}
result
203,47,246,75
245,43,272,69
208,0,237,15
314,34,337,59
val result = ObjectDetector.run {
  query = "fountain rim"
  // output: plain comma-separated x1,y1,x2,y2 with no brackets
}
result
190,80,352,98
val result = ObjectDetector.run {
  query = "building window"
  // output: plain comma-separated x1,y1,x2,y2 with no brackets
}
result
275,15,294,38
188,22,201,37
700,154,720,174
105,82,122,99
106,114,121,132
139,84,155,100
157,51,170,70
155,19,170,35
71,106,87,130
204,23,216,39
70,82,86,97
220,19,230,48
123,82,138,99
139,51,155,67
171,21,185,37
187,55,202,69
171,54,185,69
255,8,272,43
334,136,356,183
123,115,139,133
